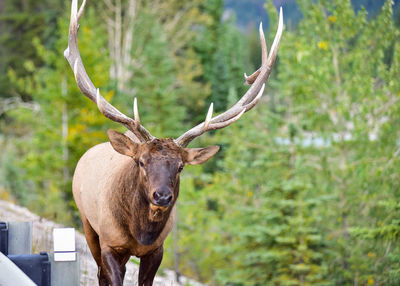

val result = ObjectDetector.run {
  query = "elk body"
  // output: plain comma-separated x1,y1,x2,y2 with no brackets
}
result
64,0,283,285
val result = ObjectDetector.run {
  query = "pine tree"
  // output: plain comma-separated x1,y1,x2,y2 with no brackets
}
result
194,0,249,113
0,0,64,100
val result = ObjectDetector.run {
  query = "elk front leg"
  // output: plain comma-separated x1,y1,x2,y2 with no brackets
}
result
138,246,164,286
80,217,109,286
101,246,129,286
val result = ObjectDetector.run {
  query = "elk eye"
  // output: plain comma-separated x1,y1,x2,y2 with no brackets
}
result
178,164,184,172
139,160,145,168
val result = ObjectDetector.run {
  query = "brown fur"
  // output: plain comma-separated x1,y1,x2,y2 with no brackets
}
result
72,130,219,286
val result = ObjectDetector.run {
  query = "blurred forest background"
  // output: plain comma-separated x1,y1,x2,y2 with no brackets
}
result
1,0,400,285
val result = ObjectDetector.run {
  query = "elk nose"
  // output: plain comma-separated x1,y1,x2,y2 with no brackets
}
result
153,187,173,207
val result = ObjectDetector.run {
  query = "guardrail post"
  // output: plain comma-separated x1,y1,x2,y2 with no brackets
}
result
51,228,80,286
49,253,80,286
8,222,32,255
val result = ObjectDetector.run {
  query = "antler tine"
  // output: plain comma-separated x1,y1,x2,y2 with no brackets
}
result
209,108,246,130
267,7,283,68
133,97,140,125
260,22,268,66
175,8,283,147
77,0,87,22
64,0,154,143
242,83,265,111
202,103,214,131
244,22,268,85
244,69,260,86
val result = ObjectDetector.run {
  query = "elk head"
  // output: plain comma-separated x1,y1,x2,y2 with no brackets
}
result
64,0,283,213
107,129,219,221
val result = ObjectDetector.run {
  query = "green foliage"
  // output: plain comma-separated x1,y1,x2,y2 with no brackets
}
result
274,1,400,283
128,10,186,137
106,0,211,138
0,0,64,99
212,129,330,285
5,7,112,224
195,0,249,113
166,0,400,285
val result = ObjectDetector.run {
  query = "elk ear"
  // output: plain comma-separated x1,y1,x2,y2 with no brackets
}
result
184,146,220,165
107,129,139,157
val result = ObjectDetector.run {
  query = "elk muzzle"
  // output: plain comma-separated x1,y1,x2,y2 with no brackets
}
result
151,187,173,207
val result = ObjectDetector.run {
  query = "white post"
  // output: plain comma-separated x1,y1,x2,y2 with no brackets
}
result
51,228,80,286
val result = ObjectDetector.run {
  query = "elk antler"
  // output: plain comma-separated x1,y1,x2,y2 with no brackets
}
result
175,8,283,147
64,0,154,143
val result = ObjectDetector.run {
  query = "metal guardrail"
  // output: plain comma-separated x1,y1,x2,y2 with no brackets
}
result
0,251,36,286
0,221,80,286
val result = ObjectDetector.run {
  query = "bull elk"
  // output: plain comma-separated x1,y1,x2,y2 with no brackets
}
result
64,0,283,285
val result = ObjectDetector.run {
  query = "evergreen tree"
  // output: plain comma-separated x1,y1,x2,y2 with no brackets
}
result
0,0,64,100
194,0,249,113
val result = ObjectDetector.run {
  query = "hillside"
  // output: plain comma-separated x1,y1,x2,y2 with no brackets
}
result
224,0,400,30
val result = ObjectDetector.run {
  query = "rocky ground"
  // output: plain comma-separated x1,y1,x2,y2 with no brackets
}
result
0,200,200,286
